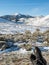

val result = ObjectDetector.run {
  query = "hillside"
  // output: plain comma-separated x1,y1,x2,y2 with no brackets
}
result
0,14,49,27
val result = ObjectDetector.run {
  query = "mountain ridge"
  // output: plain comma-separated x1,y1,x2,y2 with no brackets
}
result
0,13,49,27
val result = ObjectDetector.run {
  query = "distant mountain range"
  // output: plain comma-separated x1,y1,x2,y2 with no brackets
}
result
0,13,33,22
0,13,49,27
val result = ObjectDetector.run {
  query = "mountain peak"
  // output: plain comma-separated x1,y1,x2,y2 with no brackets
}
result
14,13,21,16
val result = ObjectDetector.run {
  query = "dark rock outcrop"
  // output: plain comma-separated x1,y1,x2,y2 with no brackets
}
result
30,47,47,65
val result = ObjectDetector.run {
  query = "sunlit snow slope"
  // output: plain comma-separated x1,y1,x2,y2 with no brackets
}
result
27,15,49,27
0,17,49,34
0,18,17,34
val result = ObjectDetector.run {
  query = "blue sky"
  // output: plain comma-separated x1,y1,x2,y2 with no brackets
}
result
0,0,49,16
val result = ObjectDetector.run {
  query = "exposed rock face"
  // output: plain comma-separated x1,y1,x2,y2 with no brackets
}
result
0,41,6,48
1,44,7,51
30,47,47,65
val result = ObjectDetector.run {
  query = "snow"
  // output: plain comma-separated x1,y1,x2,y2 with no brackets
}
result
0,17,49,34
14,13,19,16
19,48,27,54
14,13,21,16
26,15,49,27
40,15,49,22
0,18,17,34
44,47,49,50
0,18,12,22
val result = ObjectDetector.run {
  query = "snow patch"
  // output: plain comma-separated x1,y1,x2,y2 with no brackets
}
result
19,48,27,54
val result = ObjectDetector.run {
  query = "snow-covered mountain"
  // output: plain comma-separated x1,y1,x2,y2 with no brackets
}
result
0,14,49,34
0,13,33,22
0,17,49,34
0,18,35,34
0,14,49,27
0,18,17,34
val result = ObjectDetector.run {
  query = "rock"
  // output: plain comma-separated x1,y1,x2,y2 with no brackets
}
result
0,41,7,49
1,44,7,51
6,39,14,47
30,47,47,65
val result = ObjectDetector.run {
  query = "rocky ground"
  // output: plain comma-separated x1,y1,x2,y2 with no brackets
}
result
0,30,49,65
0,51,49,65
0,29,49,51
